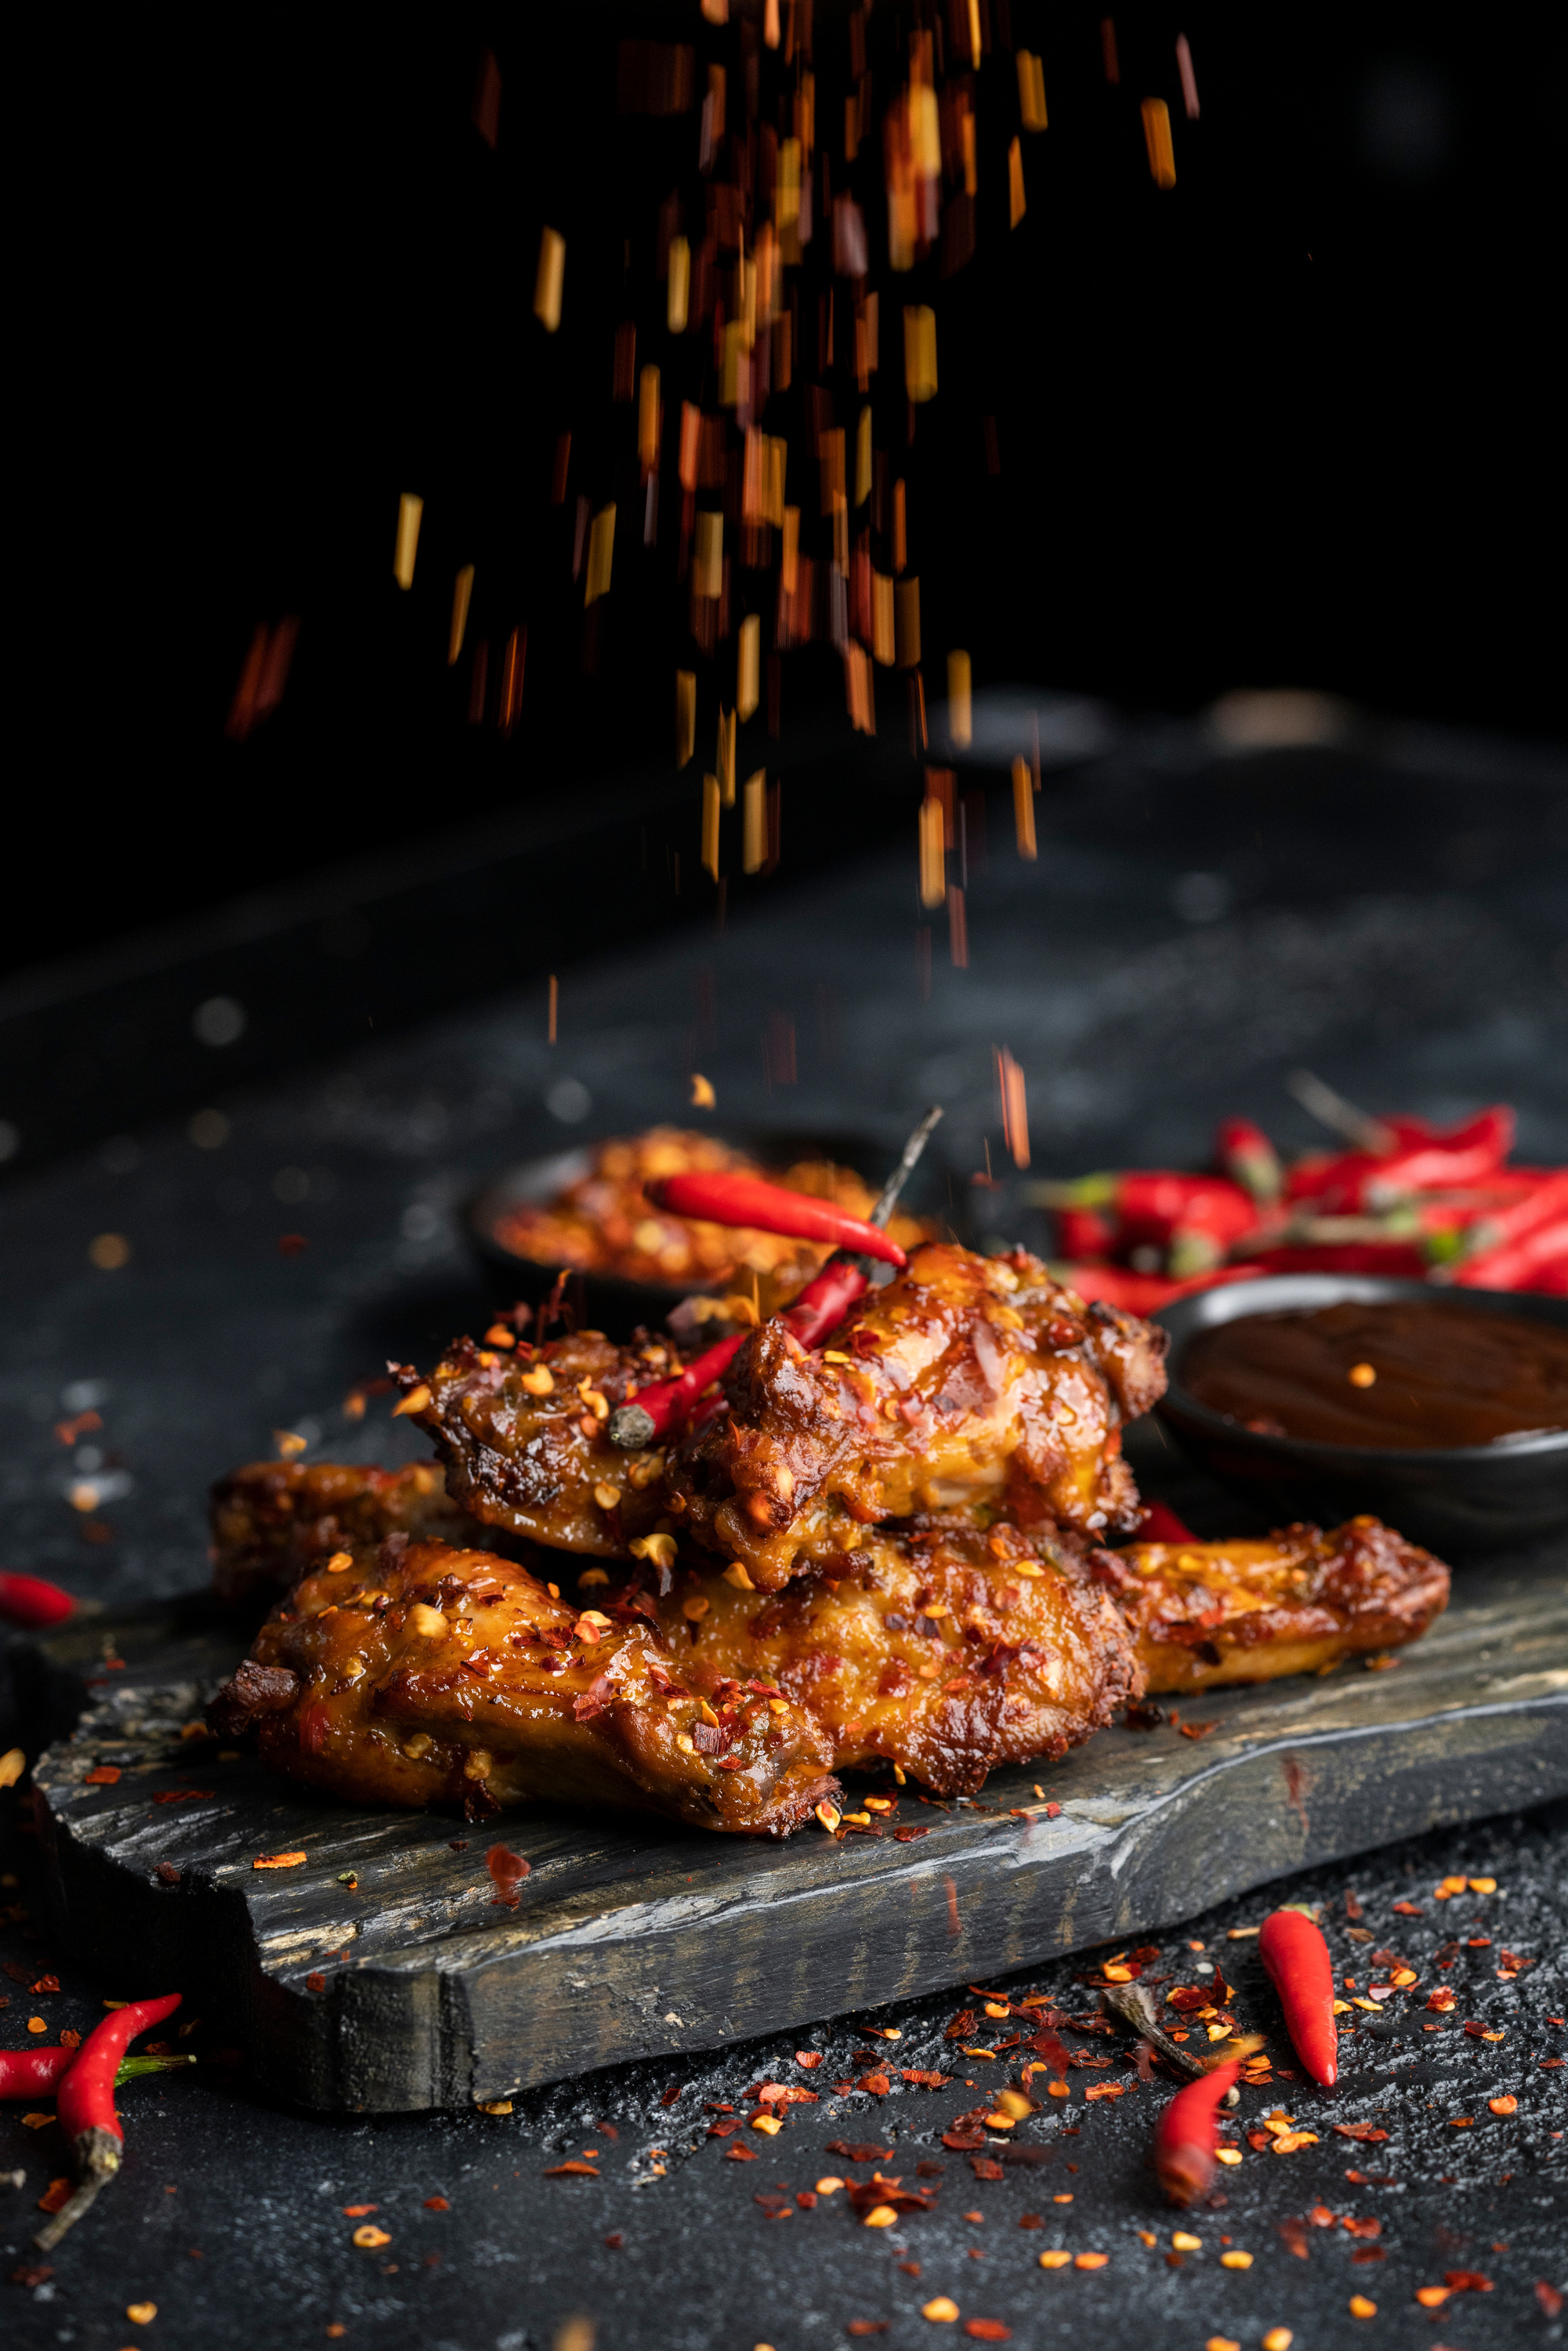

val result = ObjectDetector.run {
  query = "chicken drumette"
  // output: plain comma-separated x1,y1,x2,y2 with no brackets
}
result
210,1535,838,1835
397,1330,677,1559
664,1243,1166,1590
1096,1515,1450,1691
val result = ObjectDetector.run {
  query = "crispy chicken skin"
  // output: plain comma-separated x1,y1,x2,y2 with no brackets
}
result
1094,1516,1450,1692
398,1332,674,1559
665,1244,1165,1591
659,1519,1141,1798
209,1537,838,1835
210,1460,498,1607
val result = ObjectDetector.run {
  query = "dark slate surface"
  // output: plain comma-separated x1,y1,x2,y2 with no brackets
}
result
3,724,1566,2345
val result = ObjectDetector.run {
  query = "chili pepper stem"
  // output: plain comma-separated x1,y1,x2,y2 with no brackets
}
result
34,2125,121,2251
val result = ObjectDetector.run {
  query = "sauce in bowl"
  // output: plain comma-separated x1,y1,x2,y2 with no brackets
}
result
1179,1298,1568,1451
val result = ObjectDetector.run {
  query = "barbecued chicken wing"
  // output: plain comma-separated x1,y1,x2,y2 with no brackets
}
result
209,1537,838,1835
1093,1515,1450,1690
397,1332,675,1559
664,1243,1165,1591
210,1459,500,1607
655,1517,1140,1798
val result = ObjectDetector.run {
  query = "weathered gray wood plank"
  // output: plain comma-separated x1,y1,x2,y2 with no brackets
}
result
28,1550,1568,2111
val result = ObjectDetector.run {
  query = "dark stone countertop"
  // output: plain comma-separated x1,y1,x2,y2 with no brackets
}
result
3,724,1566,2346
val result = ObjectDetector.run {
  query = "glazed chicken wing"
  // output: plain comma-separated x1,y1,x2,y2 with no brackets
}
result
397,1331,675,1559
1094,1515,1450,1691
665,1243,1165,1591
210,1458,499,1608
656,1518,1140,1798
209,1536,837,1835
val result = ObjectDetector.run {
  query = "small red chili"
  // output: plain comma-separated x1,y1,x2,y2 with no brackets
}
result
1259,1905,1338,2086
0,1572,76,1628
1153,2059,1240,2205
2,2046,193,2099
646,1170,907,1268
606,1330,750,1451
1215,1117,1283,1207
33,1991,182,2251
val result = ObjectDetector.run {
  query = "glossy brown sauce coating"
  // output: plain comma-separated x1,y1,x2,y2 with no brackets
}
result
1095,1515,1450,1692
667,1243,1166,1589
209,1459,503,1607
1182,1300,1568,1449
211,1538,838,1835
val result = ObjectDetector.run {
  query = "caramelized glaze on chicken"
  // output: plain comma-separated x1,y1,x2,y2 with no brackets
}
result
399,1332,675,1559
665,1244,1165,1590
1094,1516,1450,1691
656,1518,1139,1797
209,1537,838,1835
210,1459,498,1607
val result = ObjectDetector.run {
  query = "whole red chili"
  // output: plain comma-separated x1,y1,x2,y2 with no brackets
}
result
1215,1117,1283,1207
33,1991,182,2250
2,2045,192,2099
1153,2059,1240,2205
0,1572,76,1628
646,1171,907,1268
1258,1905,1338,2086
1453,1213,1568,1293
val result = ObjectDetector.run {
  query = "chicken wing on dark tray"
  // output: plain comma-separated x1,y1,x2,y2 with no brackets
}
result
209,1536,838,1835
210,1459,501,1608
396,1331,678,1559
1097,1516,1450,1692
664,1242,1167,1591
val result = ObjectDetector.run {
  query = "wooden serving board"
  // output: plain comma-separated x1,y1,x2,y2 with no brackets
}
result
25,1550,1568,2113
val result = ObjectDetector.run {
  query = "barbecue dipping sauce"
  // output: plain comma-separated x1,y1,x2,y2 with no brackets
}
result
1181,1299,1568,1450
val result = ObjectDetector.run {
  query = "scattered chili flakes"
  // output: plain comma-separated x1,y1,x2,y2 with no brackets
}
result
252,1851,308,1870
846,2327,889,2339
826,2141,893,2163
1177,1720,1218,1742
796,2051,824,2069
963,2324,1010,2341
1083,2083,1127,2103
84,1766,121,1784
1332,2125,1389,2143
1536,2281,1564,2319
725,2143,759,2161
342,2204,378,2218
306,1973,327,1994
423,2197,449,2212
542,2161,599,2178
10,2264,53,2288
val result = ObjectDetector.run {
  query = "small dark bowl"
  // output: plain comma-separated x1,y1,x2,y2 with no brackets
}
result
1153,1274,1568,1556
466,1125,961,1339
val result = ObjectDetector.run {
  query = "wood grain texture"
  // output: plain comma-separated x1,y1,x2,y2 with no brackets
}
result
28,1551,1568,2112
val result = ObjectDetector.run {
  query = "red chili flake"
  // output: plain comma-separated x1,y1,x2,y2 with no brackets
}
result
963,2324,1011,2342
846,2180,936,2219
485,1844,530,1907
901,2070,949,2089
1178,1720,1218,1741
946,2009,978,2041
342,2204,378,2216
1277,2217,1309,2259
306,1973,326,1994
604,2233,624,2250
154,1788,215,1804
797,2191,817,2209
1332,2125,1390,2143
155,1863,181,1886
1352,2248,1385,2265
1537,2281,1564,2319
970,2158,1005,2181
707,2120,741,2138
1342,2216,1382,2239
424,2197,449,2212
846,2326,889,2338
893,1825,932,1841
796,2052,824,2069
857,2071,892,2096
825,2142,894,2163
84,1766,121,1784
30,1975,60,1994
59,2030,80,2050
10,2263,54,2288
724,2143,759,2162
1444,2270,1494,2292
1083,2083,1127,2102
1392,1900,1424,1916
660,2085,683,2106
542,2161,599,2178
1541,2058,1566,2071
278,1233,308,1257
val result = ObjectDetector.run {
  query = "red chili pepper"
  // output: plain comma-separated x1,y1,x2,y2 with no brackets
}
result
1054,1204,1119,1261
1153,2059,1240,2205
1258,1905,1337,2086
2,2045,194,2099
1450,1215,1568,1292
606,1331,748,1450
646,1171,907,1268
1215,1117,1283,1207
1053,1262,1266,1316
1248,1241,1429,1280
1132,1501,1197,1545
33,1991,182,2249
0,1573,76,1628
1288,1108,1514,1215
